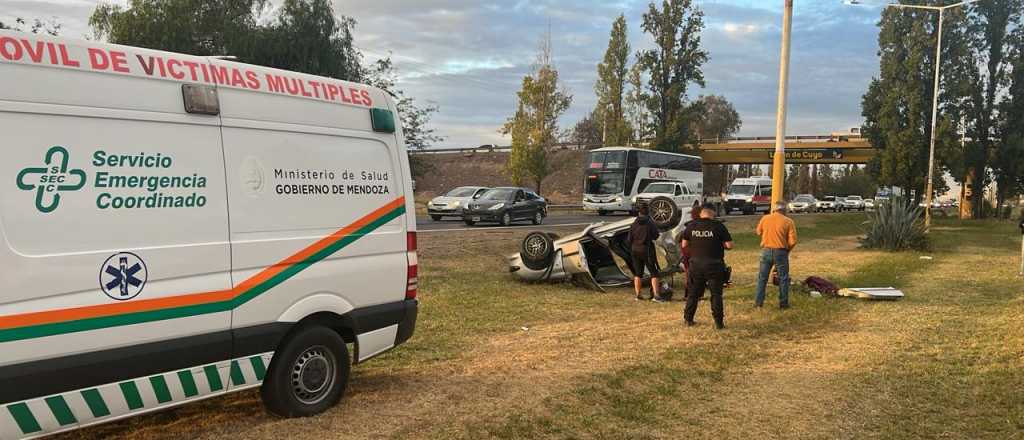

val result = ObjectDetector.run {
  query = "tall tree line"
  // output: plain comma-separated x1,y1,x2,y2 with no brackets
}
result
862,0,1023,217
570,0,728,154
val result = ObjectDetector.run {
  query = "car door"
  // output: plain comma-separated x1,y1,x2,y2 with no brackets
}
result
512,190,529,219
0,63,233,425
527,191,545,216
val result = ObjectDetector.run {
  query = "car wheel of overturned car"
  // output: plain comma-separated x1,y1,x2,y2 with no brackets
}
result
532,210,544,225
501,212,512,226
521,231,555,270
648,196,682,230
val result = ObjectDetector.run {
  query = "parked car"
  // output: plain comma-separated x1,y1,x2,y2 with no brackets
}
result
631,181,701,217
508,196,685,290
427,186,489,220
842,195,866,211
816,196,841,212
463,187,547,226
787,194,817,213
864,199,876,210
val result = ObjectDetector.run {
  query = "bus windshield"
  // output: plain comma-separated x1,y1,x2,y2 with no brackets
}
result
729,184,755,196
586,173,624,195
586,151,627,170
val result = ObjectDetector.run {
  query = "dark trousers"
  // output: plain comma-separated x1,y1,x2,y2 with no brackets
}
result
684,260,727,325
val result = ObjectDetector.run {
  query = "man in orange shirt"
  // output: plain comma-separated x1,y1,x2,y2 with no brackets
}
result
755,201,798,309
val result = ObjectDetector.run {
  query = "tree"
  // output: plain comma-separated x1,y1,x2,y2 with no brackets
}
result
994,26,1024,210
861,4,967,205
624,62,651,143
502,35,573,194
90,0,264,57
637,0,708,153
816,165,835,197
690,95,741,195
971,0,1024,214
689,95,740,142
569,110,604,147
595,14,632,147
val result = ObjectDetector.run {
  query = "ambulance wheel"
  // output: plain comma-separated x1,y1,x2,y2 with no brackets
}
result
522,232,555,270
649,196,682,230
262,325,350,418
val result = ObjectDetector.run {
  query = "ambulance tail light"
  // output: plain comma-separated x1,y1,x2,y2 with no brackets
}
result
406,264,418,300
406,231,418,300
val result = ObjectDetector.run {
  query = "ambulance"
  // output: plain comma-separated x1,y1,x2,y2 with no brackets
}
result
0,31,418,438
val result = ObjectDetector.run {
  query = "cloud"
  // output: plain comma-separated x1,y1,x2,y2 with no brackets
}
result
3,0,883,147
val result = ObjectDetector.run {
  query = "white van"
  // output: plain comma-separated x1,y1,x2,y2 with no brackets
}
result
0,31,418,439
725,176,773,215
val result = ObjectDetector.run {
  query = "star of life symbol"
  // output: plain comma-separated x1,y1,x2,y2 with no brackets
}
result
16,146,87,213
100,252,148,301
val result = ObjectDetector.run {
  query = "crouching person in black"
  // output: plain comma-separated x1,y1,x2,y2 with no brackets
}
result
681,205,734,329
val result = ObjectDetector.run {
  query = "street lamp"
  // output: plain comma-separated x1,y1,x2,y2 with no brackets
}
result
770,0,794,209
846,0,982,230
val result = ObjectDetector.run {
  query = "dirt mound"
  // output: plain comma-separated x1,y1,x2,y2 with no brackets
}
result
413,150,585,204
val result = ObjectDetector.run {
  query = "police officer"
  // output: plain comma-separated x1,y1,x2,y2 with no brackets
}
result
681,205,734,329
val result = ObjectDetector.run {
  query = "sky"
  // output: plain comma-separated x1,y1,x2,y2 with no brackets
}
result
1,0,888,148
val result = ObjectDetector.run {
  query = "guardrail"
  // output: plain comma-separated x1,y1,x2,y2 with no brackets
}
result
547,204,583,211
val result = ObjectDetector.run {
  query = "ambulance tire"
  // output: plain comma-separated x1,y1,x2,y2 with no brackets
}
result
262,325,350,418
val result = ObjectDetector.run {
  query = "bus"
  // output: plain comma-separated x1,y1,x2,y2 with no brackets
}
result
582,147,703,215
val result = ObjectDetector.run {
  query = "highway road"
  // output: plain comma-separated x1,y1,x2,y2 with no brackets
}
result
416,213,620,232
415,211,786,233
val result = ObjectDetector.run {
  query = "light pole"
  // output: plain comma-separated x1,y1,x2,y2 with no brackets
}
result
846,0,982,229
770,0,794,209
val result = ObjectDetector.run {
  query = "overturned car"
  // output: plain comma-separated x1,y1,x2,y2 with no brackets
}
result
507,197,689,291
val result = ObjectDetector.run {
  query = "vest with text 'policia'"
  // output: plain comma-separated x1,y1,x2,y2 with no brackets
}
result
683,219,733,262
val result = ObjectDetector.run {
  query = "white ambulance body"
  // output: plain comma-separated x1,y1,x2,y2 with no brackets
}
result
0,31,418,439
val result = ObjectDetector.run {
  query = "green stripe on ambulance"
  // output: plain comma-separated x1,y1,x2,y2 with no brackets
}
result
2,353,272,438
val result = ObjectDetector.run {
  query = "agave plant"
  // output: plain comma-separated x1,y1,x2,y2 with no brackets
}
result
860,197,930,251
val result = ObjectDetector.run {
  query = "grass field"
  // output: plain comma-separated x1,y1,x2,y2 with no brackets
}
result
62,213,1023,440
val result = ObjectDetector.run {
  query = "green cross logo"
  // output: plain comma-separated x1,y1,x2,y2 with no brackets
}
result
16,146,88,213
